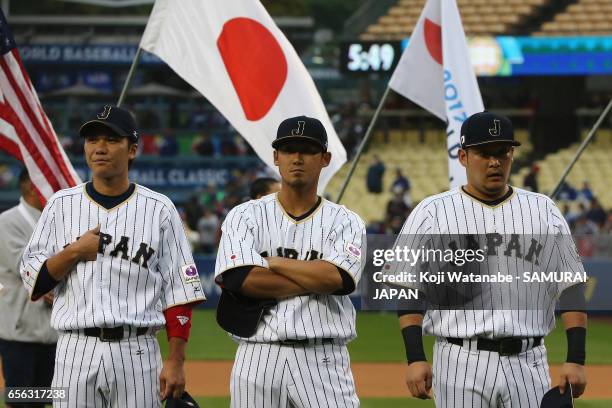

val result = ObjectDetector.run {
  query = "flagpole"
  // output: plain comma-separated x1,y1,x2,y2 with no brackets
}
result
550,98,612,200
335,86,391,204
117,47,144,107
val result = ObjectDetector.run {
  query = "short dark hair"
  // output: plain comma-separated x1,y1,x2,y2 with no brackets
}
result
250,177,279,199
18,167,30,186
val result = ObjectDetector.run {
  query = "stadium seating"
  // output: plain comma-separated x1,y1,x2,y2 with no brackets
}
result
360,0,550,40
511,128,612,209
325,129,533,223
536,0,612,36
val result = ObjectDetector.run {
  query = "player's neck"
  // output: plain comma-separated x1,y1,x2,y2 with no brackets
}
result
463,183,509,202
277,186,319,216
92,177,131,196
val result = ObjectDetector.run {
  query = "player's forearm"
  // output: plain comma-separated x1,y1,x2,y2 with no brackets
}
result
46,245,80,281
167,337,187,364
266,258,343,295
399,313,424,329
240,266,309,299
561,311,587,329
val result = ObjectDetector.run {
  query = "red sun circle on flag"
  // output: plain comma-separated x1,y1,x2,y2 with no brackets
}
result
217,18,288,121
424,18,443,65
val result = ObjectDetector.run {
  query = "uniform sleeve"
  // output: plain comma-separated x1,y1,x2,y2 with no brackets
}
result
214,204,268,279
158,203,206,310
321,208,366,286
383,200,432,289
551,203,587,295
20,200,58,297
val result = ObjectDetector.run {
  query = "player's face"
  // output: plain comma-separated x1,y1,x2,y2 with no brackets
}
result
274,142,331,188
84,131,137,180
459,142,514,196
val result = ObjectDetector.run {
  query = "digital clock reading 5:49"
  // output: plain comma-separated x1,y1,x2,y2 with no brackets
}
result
341,41,401,73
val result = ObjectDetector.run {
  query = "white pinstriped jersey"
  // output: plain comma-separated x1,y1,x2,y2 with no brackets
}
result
394,186,585,339
20,183,205,331
215,193,366,343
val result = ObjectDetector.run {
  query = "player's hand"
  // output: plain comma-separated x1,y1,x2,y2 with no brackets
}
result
558,362,587,398
405,361,432,399
159,358,186,401
70,225,100,262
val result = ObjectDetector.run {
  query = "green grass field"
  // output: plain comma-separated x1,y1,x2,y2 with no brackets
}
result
2,311,609,407
159,310,612,365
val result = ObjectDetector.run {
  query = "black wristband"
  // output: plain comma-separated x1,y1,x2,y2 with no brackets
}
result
401,325,426,364
566,327,586,365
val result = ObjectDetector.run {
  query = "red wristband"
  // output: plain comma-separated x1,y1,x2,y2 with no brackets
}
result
163,304,193,341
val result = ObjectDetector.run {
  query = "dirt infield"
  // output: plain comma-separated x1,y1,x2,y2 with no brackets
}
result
180,362,612,398
2,361,610,398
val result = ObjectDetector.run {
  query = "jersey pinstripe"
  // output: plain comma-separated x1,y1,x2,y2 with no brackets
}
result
20,183,205,331
392,186,586,339
215,193,366,343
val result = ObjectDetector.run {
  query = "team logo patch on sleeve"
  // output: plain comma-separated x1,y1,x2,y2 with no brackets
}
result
345,243,361,260
181,264,201,284
177,315,190,326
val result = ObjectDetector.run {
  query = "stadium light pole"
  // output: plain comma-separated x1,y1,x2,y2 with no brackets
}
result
550,98,612,200
117,46,144,107
335,86,391,204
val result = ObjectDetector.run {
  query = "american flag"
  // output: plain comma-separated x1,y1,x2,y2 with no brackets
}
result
0,9,80,203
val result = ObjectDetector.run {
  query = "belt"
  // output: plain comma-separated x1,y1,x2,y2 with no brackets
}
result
278,338,335,346
69,326,151,342
446,336,543,356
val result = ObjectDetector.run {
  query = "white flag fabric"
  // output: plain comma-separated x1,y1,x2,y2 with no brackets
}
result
140,0,346,192
389,0,483,187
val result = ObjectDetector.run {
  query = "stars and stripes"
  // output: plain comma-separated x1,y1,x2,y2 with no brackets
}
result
0,9,80,203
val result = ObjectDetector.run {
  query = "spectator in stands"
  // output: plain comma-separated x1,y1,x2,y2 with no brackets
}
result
557,181,578,201
178,207,200,250
523,164,539,192
192,133,215,156
158,130,179,156
366,155,385,194
385,190,410,223
391,168,412,207
391,168,410,193
586,198,607,228
183,195,203,231
200,185,220,209
574,214,598,235
249,177,281,200
578,181,594,204
386,215,405,235
140,133,160,156
563,203,583,228
197,208,219,253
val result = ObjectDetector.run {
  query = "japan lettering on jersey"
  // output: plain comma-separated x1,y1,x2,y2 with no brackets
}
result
387,187,585,339
20,183,205,330
215,193,366,343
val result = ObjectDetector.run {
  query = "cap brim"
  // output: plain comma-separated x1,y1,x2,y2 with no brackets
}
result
79,120,130,139
272,136,326,150
463,140,521,148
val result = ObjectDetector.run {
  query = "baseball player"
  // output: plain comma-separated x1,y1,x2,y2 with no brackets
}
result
214,116,366,408
20,105,205,407
249,177,281,200
393,111,587,407
0,169,57,408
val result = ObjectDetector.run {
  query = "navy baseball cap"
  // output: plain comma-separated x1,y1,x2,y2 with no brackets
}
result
272,115,328,151
540,384,573,408
460,111,520,149
79,105,139,142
